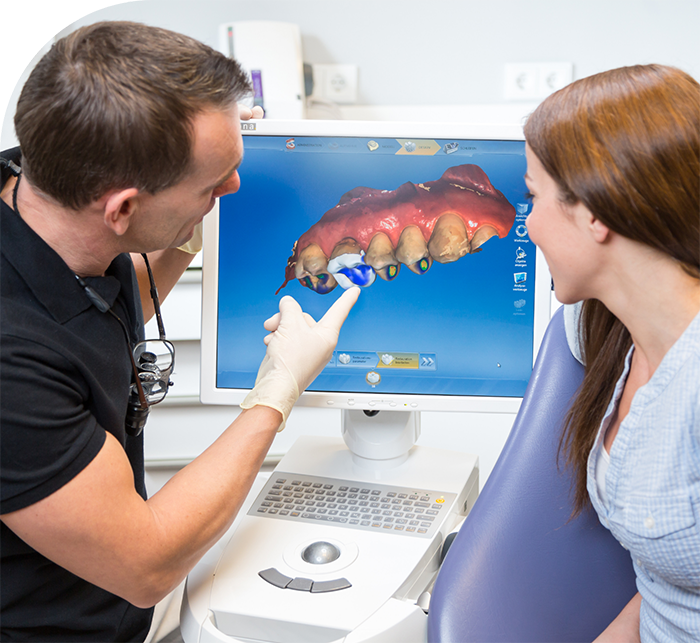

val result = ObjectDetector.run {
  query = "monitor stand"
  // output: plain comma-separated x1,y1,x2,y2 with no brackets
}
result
181,411,479,643
341,409,420,470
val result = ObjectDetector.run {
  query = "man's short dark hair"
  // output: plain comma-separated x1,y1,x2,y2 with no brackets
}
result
15,21,252,209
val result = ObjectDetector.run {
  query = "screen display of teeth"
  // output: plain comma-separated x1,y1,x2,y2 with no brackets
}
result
211,125,537,404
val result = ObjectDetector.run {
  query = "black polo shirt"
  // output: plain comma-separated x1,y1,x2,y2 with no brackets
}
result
1,148,153,641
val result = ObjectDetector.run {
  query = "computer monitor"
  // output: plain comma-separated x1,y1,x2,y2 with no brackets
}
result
200,119,551,458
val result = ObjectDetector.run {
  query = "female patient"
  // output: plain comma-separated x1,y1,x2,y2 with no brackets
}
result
523,65,700,641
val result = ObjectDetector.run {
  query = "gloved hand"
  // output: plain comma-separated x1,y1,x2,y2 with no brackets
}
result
177,221,203,254
240,287,360,430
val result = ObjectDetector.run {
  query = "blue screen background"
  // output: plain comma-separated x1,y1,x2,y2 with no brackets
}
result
215,135,535,397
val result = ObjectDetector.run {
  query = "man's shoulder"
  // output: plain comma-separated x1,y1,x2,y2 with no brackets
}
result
0,147,21,160
1,297,69,351
1,147,21,181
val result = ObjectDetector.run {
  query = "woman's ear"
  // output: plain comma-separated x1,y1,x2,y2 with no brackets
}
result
590,216,611,244
579,204,611,244
103,188,139,236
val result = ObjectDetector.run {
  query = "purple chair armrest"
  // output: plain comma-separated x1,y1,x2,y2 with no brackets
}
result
428,307,637,642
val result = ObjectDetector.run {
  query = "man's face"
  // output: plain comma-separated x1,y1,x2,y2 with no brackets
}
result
130,105,244,251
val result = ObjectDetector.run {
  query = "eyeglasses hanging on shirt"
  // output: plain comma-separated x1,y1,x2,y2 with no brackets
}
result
75,256,175,437
9,168,174,437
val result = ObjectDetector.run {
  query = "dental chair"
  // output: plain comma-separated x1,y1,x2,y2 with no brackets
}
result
427,306,637,643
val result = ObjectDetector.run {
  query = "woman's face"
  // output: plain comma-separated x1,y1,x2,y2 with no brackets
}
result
524,144,601,305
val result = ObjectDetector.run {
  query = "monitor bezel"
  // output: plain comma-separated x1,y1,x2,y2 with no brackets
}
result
200,119,551,414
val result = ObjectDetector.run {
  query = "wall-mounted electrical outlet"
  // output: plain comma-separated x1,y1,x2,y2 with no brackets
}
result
504,63,573,101
311,63,358,104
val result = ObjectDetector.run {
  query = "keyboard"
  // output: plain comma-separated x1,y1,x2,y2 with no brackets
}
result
248,472,456,538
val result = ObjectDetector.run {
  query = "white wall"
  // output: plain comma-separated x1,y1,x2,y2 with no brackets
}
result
3,0,700,146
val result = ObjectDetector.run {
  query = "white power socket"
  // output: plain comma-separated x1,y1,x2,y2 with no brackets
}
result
504,63,573,101
311,63,358,104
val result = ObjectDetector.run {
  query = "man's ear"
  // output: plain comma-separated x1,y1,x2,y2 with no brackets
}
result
103,188,139,236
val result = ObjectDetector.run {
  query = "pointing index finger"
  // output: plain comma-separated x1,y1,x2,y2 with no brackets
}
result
318,287,360,332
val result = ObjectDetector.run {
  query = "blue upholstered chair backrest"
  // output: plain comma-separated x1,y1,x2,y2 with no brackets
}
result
427,307,637,643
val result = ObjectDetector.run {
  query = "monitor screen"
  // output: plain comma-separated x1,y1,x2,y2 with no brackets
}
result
201,120,551,413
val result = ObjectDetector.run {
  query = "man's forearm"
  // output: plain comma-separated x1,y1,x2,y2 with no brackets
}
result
132,249,195,322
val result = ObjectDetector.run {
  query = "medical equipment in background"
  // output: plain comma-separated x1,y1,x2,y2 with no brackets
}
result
219,21,308,119
181,423,479,643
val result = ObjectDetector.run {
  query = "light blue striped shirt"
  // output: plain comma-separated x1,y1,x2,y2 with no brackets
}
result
576,307,700,641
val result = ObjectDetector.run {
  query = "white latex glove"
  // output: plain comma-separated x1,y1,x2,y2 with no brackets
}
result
240,287,360,430
177,221,203,254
